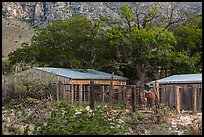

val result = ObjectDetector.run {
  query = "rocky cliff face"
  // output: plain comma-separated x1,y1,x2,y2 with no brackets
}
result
2,2,121,28
2,2,202,28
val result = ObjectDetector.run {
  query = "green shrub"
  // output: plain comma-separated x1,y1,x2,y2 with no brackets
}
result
34,101,128,135
3,73,57,105
133,113,145,121
2,59,14,75
3,98,18,109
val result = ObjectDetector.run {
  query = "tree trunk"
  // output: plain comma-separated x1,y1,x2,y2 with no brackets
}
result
138,72,146,92
136,62,146,92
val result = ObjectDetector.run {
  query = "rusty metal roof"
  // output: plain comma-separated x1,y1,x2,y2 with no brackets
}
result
35,67,128,80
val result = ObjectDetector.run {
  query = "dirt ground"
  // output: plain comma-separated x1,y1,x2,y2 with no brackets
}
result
133,109,202,135
2,100,202,135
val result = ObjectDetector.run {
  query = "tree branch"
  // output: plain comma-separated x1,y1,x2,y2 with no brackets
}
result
100,61,133,69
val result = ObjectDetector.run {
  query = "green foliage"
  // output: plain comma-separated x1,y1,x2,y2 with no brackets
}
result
8,15,105,69
104,4,202,82
153,104,171,122
3,98,18,109
120,4,135,22
34,101,129,135
2,59,14,75
104,23,179,81
173,19,202,73
4,72,56,103
132,113,145,121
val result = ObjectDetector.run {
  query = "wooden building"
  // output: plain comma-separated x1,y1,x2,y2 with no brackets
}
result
20,67,128,104
148,73,202,111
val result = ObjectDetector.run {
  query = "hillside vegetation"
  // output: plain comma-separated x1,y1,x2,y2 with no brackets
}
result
2,18,35,57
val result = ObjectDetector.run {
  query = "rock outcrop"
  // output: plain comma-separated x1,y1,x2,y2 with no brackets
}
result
2,2,202,28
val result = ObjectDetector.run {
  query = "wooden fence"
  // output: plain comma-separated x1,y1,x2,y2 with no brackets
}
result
3,73,202,113
58,81,141,111
58,80,202,113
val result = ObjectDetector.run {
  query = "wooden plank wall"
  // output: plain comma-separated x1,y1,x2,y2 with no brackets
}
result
196,87,202,111
160,86,176,108
160,83,202,111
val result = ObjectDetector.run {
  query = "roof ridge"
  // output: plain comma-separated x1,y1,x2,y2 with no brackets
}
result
34,67,128,80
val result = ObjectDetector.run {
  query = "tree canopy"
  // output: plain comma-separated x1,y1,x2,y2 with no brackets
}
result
8,15,105,69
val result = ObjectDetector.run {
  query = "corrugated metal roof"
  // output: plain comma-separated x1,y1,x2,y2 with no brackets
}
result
147,73,202,85
35,67,128,80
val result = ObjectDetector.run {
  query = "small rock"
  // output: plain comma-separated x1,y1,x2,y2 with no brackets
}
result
4,117,11,125
85,106,90,111
75,111,82,115
118,119,125,124
43,122,47,126
2,110,8,114
2,130,10,135
44,112,51,120
171,121,177,128
12,124,19,129
29,124,35,132
17,125,25,134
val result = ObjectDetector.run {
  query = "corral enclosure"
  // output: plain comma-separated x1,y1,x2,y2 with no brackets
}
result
3,68,202,113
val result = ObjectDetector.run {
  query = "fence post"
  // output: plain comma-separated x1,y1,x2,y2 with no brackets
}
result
118,83,123,105
87,85,90,104
132,85,137,112
60,82,64,100
56,82,59,101
155,80,160,103
109,72,114,108
101,85,105,102
71,85,74,106
56,77,60,101
57,82,59,101
192,86,197,114
79,84,83,108
122,86,126,108
89,80,95,110
175,85,180,114
152,81,159,112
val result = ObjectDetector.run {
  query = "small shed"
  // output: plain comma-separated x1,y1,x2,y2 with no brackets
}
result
35,67,128,85
20,67,128,103
148,73,202,111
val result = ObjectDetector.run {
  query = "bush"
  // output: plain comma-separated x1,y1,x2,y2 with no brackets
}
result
3,98,18,109
34,101,129,135
2,72,57,104
2,59,14,75
132,113,145,121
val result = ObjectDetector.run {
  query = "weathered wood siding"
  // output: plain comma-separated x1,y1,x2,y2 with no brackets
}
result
159,83,202,111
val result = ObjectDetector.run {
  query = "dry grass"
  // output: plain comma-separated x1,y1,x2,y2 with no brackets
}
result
2,18,36,57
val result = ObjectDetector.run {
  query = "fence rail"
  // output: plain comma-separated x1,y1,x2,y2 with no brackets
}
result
58,81,202,113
